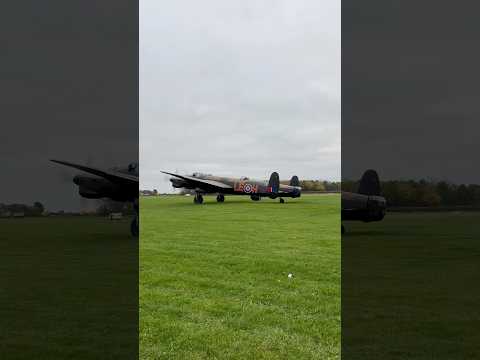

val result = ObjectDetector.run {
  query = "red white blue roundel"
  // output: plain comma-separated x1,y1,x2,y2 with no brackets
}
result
243,183,253,193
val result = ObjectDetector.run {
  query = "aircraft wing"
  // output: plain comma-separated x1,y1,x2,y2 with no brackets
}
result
161,171,233,190
51,159,139,184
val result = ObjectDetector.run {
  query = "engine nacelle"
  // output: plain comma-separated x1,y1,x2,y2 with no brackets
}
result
74,175,135,202
170,178,188,188
79,187,104,199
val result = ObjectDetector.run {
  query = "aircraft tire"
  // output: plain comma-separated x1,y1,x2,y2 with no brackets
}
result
131,216,139,237
216,194,225,202
194,194,204,204
279,198,285,204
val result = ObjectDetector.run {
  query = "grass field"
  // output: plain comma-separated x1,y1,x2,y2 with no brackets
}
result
343,211,480,359
0,216,137,360
140,194,340,359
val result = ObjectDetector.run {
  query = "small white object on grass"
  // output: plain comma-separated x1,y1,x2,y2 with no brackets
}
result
288,273,293,279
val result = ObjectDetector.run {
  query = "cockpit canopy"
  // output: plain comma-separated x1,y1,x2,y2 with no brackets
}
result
128,163,138,173
192,172,211,177
112,162,138,175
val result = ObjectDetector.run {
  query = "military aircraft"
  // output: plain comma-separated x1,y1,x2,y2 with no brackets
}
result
342,169,386,233
162,171,301,204
50,160,139,236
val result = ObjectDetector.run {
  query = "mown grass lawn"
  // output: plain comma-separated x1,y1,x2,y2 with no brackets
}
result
140,194,340,359
0,216,137,360
343,212,480,359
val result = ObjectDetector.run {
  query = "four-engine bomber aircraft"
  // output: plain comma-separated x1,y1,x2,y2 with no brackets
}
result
341,169,386,233
162,171,301,204
51,160,139,236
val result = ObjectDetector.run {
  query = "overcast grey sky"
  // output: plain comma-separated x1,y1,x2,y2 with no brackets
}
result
342,1,480,184
140,0,340,192
1,1,137,211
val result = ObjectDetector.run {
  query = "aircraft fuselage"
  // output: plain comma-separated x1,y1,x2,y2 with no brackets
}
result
171,174,301,198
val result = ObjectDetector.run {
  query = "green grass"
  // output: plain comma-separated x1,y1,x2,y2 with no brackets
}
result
140,194,340,360
0,216,137,360
343,212,480,359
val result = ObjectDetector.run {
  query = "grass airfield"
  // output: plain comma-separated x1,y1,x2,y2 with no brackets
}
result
0,216,137,359
343,211,480,359
140,194,340,359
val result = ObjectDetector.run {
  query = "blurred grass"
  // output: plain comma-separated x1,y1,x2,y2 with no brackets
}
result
343,212,480,359
0,216,138,359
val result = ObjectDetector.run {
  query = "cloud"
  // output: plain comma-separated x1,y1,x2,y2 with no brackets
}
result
140,0,340,192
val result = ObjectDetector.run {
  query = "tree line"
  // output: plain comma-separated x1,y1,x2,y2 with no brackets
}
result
0,202,44,216
281,180,341,192
342,179,480,207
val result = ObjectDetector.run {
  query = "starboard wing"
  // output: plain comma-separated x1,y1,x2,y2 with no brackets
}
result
51,159,139,184
161,171,233,190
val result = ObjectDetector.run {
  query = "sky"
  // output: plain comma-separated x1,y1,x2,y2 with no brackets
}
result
140,0,341,193
1,1,137,211
342,1,480,184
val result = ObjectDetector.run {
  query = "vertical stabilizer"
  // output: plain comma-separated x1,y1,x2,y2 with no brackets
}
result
358,169,381,196
268,172,280,193
289,175,300,187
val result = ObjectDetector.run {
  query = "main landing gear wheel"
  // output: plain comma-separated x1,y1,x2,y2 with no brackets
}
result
279,198,285,204
194,194,204,204
131,216,139,237
131,198,139,237
216,194,225,203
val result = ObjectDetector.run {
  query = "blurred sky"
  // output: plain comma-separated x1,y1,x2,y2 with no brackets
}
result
342,1,480,183
1,1,137,211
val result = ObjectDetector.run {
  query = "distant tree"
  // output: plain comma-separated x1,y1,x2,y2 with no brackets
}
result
457,184,472,205
418,185,441,206
313,181,325,191
96,200,131,216
340,180,357,193
342,178,480,207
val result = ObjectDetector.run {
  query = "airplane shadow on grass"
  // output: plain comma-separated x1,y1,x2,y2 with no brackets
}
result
166,197,306,207
342,228,391,237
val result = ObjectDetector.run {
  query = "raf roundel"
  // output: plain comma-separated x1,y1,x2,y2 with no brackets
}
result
243,184,253,193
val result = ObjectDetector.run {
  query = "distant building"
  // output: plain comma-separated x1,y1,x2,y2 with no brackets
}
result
109,212,123,220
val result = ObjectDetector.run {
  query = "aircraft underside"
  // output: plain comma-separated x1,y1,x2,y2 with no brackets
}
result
191,191,299,204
